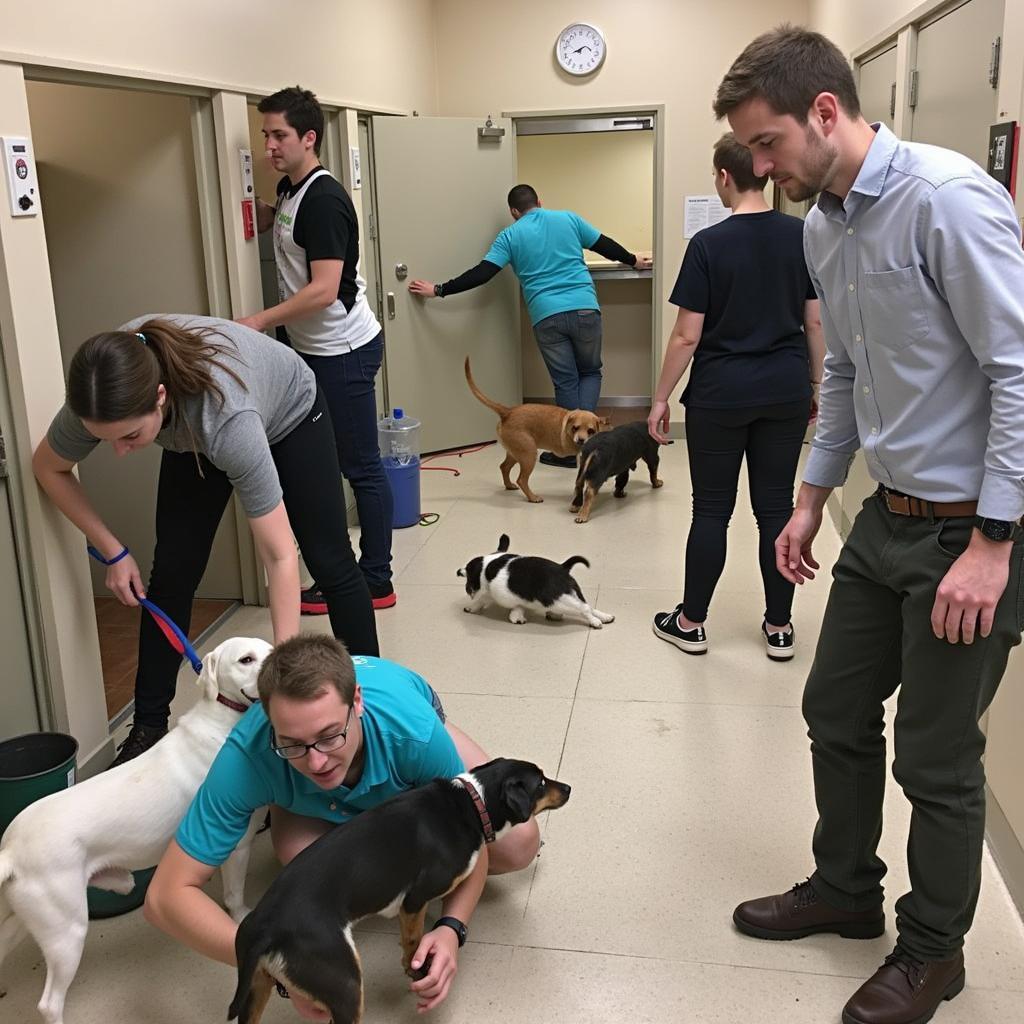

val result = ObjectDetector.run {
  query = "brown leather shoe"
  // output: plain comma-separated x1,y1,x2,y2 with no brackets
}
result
842,947,965,1024
733,879,885,940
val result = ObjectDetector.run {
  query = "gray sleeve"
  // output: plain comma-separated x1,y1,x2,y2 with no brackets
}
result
207,411,283,518
46,405,100,464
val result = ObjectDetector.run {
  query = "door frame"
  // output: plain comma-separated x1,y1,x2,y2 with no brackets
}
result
503,103,665,407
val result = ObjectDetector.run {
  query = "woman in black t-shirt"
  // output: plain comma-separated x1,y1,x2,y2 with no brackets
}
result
649,135,824,660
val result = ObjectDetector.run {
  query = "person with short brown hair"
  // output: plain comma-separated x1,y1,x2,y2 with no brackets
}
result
720,24,1024,1024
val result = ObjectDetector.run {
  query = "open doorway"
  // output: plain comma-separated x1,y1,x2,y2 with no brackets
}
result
27,80,240,723
514,111,657,427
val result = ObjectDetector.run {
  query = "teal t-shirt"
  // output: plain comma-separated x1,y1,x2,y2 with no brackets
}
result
176,656,464,866
485,207,600,325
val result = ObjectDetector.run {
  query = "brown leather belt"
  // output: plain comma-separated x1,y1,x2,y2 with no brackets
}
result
878,485,976,519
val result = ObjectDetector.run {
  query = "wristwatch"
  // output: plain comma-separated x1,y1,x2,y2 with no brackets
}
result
433,916,467,947
975,515,1015,542
433,283,444,297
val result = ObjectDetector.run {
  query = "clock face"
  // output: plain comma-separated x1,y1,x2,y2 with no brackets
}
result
556,23,606,76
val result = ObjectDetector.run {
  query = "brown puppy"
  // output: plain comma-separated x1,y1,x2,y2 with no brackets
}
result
465,357,605,502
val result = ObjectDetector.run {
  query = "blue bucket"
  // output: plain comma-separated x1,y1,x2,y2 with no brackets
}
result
383,456,421,528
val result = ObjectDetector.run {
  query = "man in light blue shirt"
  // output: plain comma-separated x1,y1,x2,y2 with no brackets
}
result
717,25,1024,1024
146,634,539,1019
409,184,650,467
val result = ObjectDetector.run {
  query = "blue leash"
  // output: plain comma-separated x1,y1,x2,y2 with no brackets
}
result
87,546,203,675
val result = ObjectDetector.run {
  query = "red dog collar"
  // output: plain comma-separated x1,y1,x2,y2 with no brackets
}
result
216,694,251,714
459,777,495,844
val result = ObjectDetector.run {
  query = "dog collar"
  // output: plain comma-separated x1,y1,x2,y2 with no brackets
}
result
216,694,251,714
459,777,495,844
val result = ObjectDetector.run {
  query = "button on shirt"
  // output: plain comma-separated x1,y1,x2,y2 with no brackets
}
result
804,123,1024,519
176,657,464,866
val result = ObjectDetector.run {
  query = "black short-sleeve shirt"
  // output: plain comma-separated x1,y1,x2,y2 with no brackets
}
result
670,210,816,409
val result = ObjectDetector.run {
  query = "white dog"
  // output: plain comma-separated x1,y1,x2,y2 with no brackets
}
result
457,533,615,628
0,635,272,1024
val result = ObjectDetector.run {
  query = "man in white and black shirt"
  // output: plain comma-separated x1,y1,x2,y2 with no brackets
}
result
239,86,395,611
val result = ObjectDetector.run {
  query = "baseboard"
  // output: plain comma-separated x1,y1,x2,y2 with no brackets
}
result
986,786,1024,918
523,395,650,407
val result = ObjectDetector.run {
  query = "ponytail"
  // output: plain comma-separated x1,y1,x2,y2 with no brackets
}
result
67,318,247,424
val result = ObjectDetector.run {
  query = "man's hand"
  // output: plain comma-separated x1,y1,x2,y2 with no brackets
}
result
633,254,653,271
931,531,1012,644
408,280,437,297
236,313,268,332
775,507,823,585
409,926,459,1013
648,399,672,444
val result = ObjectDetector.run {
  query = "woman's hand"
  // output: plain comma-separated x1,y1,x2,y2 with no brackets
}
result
408,280,437,297
648,400,672,444
106,552,145,605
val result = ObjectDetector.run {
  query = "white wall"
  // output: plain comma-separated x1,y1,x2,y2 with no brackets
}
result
810,0,925,53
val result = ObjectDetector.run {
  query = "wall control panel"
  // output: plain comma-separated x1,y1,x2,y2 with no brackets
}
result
2,136,40,217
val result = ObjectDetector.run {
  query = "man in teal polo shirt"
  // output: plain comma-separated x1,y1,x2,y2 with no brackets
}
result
145,634,539,1020
409,184,651,467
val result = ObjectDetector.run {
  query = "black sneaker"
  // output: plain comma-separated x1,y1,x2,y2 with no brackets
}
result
109,722,167,768
763,621,795,660
652,606,708,654
539,451,578,468
300,586,328,615
368,580,397,610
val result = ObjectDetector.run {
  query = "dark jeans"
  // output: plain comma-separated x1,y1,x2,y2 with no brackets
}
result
682,400,809,625
532,309,603,411
804,491,1024,959
300,333,393,588
133,388,379,728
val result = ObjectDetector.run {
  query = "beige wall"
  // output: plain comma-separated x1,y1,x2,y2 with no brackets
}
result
2,0,438,112
810,0,925,53
434,0,812,393
517,130,654,252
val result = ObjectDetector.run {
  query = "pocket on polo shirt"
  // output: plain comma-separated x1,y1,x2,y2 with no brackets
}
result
861,267,929,352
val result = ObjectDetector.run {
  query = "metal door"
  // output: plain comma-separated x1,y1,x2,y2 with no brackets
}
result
910,0,1004,167
858,44,898,130
371,116,521,452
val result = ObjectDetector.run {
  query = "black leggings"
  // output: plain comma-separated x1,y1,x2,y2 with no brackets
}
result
133,388,379,728
682,399,810,627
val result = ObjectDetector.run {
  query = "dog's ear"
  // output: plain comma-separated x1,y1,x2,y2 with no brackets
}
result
198,650,219,702
501,776,534,824
498,534,510,552
560,410,572,442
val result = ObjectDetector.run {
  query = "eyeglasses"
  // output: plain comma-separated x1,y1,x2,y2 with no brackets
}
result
271,705,354,760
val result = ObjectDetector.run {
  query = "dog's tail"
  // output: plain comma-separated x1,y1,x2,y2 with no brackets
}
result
562,555,590,574
465,357,512,419
498,533,511,552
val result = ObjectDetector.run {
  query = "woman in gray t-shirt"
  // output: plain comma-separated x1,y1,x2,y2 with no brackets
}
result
34,314,379,764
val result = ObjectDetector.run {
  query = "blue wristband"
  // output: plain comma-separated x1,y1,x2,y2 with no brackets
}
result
87,544,130,566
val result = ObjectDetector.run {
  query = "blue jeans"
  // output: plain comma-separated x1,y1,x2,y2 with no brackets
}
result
532,309,603,412
300,333,393,588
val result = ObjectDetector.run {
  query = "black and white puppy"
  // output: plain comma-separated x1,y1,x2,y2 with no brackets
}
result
457,533,614,628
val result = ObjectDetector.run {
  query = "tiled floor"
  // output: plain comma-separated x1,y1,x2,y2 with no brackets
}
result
5,442,1024,1023
94,597,236,719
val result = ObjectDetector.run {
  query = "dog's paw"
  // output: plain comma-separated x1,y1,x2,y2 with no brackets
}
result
526,495,544,503
652,478,664,488
588,618,604,629
463,605,480,614
595,611,616,624
613,490,627,498
509,609,527,624
574,514,589,524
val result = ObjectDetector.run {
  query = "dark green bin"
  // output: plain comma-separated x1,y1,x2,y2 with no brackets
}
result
0,731,155,917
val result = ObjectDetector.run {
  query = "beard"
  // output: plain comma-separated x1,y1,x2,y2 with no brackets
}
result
779,125,838,202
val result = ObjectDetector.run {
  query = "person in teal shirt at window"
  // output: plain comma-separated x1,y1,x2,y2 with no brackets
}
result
409,184,652,467
145,634,539,1020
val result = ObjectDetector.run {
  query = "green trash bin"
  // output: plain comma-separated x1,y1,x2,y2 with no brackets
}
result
0,731,79,837
0,731,155,918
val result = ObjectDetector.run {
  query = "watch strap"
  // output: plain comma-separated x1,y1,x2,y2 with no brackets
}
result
434,915,467,947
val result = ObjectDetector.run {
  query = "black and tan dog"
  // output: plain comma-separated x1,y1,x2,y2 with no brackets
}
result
570,420,663,523
228,758,571,1024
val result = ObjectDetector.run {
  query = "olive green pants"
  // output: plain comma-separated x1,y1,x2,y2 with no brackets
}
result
804,491,1023,960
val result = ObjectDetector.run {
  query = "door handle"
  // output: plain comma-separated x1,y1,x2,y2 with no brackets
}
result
387,292,396,320
395,262,408,280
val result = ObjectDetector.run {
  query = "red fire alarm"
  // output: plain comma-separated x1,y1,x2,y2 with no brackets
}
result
241,198,255,240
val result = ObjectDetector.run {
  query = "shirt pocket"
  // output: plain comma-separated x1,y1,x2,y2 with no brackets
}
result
860,267,929,353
